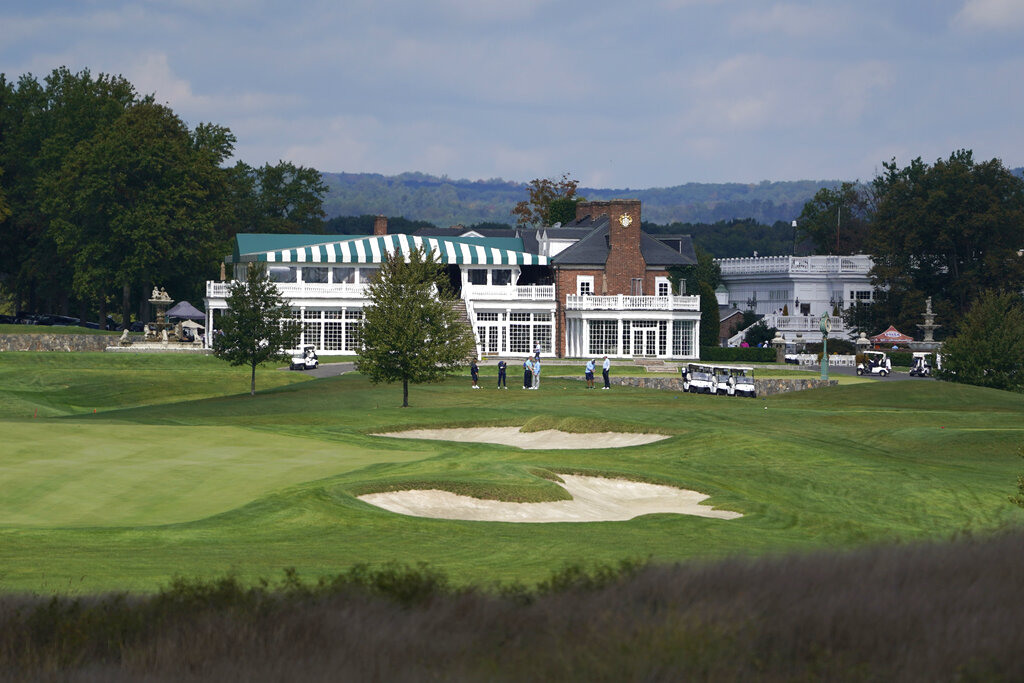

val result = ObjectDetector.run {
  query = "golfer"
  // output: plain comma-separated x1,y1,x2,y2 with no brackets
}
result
602,356,611,389
522,358,533,389
585,358,596,389
497,360,507,389
532,357,541,389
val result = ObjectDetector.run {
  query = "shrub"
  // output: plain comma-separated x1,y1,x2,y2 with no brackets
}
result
700,347,777,363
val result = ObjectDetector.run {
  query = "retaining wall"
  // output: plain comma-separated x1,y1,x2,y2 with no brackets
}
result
604,376,837,396
0,334,113,352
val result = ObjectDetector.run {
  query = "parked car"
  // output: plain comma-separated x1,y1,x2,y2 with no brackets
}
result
289,346,319,371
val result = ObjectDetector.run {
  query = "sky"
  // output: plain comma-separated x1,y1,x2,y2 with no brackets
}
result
2,0,1023,189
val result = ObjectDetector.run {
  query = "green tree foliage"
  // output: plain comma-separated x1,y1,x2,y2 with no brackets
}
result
796,181,871,254
41,101,232,326
936,290,1024,393
699,282,720,348
868,151,1024,333
670,245,721,296
357,246,476,407
645,219,796,258
213,263,300,396
743,320,777,347
322,215,435,235
511,173,580,227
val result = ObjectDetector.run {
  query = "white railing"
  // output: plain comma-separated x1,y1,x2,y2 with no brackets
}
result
789,353,857,367
206,281,368,299
764,313,847,334
717,255,872,276
565,294,700,311
463,284,555,301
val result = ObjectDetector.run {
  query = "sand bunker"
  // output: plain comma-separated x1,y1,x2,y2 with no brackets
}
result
358,475,743,523
373,426,669,450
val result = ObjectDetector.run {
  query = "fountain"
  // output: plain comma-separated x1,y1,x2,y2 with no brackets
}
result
911,297,943,352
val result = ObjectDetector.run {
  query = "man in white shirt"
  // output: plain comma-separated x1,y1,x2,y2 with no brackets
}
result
602,356,611,389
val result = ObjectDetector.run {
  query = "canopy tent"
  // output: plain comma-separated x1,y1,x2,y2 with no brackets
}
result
245,234,548,267
870,325,914,345
166,301,206,321
180,319,204,330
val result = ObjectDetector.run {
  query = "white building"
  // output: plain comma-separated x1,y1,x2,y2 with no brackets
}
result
716,254,874,343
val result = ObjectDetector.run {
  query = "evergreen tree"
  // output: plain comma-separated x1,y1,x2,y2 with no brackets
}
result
357,246,476,407
699,282,720,349
213,263,300,396
936,290,1024,393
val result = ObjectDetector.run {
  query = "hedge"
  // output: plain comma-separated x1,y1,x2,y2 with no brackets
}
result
699,347,777,363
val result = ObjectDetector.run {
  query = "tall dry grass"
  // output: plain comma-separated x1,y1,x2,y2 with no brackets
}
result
2,531,1022,682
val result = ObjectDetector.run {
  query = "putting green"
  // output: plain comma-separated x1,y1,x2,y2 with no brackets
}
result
0,421,429,527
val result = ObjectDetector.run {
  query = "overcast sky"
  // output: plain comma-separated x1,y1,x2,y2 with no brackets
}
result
2,0,1022,188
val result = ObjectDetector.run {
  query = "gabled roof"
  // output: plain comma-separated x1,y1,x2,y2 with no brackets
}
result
550,221,697,268
234,233,547,266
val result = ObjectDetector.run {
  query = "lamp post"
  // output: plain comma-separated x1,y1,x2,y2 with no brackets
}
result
819,312,831,380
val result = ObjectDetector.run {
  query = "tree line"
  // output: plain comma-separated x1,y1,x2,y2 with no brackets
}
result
0,67,327,328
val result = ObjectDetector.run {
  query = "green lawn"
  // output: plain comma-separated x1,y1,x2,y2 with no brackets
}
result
1,352,1022,593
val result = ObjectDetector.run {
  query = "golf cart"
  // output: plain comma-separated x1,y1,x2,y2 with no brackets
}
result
290,345,319,371
681,363,715,394
909,352,933,377
728,366,757,397
714,367,732,396
856,350,891,377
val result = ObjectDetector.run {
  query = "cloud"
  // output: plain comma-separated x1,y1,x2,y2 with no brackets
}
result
953,0,1024,30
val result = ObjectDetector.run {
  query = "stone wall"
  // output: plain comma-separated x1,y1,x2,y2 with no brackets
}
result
0,334,113,352
602,375,837,396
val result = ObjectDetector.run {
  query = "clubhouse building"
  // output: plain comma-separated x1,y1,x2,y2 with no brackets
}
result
204,200,704,359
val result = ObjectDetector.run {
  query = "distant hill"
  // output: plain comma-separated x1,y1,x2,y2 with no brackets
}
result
320,172,844,227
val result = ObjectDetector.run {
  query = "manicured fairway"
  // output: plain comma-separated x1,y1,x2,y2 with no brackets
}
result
0,352,1022,593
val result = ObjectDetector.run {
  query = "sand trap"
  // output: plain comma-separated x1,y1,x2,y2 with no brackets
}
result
373,426,669,450
358,475,743,523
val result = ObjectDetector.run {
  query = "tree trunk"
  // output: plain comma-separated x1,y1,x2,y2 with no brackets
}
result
402,379,409,407
250,363,257,396
138,285,149,325
122,284,131,329
99,298,108,331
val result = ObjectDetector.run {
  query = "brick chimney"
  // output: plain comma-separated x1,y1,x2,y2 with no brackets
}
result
574,200,645,295
373,215,388,236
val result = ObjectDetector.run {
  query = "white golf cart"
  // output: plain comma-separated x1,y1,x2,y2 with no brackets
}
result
728,366,757,397
856,350,891,377
289,345,319,371
909,352,933,377
681,363,715,394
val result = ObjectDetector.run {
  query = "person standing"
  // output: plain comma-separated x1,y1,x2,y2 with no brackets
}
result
602,356,611,389
532,357,541,389
470,359,480,389
585,358,596,389
497,360,507,389
522,357,533,389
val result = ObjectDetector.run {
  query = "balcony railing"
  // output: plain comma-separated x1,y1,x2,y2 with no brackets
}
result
565,294,700,311
463,284,555,301
206,281,368,299
764,313,848,333
717,255,872,276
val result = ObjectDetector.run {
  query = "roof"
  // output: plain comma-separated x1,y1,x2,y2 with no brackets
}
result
550,219,697,267
870,325,914,343
230,233,355,262
166,301,206,320
235,233,547,266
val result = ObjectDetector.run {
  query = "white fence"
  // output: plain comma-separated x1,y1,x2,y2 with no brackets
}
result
206,281,367,299
463,284,555,301
717,255,872,276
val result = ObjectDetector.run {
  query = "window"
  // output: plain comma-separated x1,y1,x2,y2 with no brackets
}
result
672,320,694,356
468,270,487,285
332,267,355,284
510,324,531,353
492,269,512,286
357,267,378,283
302,267,328,283
269,266,296,283
656,278,671,296
476,312,499,322
577,276,594,295
589,320,617,355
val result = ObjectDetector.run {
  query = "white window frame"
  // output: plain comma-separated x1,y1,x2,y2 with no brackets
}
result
577,276,594,295
655,277,671,297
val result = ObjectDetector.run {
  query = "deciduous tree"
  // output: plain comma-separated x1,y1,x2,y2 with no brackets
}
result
936,290,1024,393
213,262,300,396
357,246,476,407
796,181,870,255
511,173,580,227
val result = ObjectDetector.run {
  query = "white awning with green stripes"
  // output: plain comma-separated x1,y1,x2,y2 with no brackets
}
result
253,234,547,266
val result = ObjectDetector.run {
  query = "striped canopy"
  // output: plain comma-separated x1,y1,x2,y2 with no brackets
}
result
253,234,547,266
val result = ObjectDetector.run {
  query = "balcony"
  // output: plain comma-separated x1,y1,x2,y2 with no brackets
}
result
463,284,555,301
765,313,848,334
717,255,872,276
206,281,368,299
565,294,700,311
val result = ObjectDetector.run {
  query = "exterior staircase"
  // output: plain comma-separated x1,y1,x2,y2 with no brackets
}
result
449,299,479,361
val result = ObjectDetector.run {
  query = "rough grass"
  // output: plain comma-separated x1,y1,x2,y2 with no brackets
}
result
2,531,1023,681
